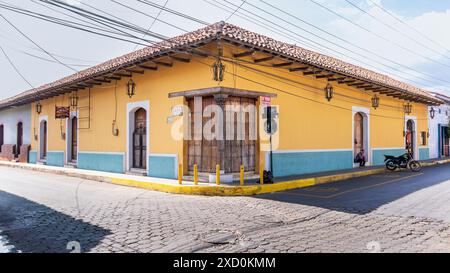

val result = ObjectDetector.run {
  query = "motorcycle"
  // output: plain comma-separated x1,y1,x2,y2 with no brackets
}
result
384,152,422,172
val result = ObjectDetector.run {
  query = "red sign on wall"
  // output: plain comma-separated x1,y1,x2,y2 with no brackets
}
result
55,106,70,119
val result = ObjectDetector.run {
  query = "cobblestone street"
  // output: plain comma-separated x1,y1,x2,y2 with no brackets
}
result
1,164,450,253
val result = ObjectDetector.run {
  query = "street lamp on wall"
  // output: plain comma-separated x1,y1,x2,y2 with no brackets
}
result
324,84,333,102
371,95,380,109
70,93,78,109
127,79,136,98
212,58,225,82
403,103,412,115
430,107,436,119
36,102,42,114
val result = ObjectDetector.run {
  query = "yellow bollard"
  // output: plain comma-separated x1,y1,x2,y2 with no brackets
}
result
260,166,264,185
240,165,245,186
194,164,198,186
216,164,221,185
178,164,183,185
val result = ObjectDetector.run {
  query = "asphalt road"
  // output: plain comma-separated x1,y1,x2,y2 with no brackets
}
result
0,163,450,253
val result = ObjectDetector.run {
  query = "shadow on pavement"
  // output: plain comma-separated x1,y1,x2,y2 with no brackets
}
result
254,164,450,215
0,190,110,253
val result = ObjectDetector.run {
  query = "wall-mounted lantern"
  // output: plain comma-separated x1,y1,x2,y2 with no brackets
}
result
430,107,436,119
70,93,78,109
36,102,42,114
212,58,225,82
127,79,136,98
403,103,412,115
324,84,333,102
372,95,380,109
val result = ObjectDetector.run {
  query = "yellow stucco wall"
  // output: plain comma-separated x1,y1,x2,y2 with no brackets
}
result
30,43,430,169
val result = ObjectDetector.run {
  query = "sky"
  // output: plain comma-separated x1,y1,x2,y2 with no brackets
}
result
1,0,450,100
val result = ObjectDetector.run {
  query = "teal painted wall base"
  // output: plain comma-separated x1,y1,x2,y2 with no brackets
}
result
148,155,177,179
47,151,65,167
419,148,430,161
272,150,353,178
372,149,405,166
29,151,37,164
78,152,124,174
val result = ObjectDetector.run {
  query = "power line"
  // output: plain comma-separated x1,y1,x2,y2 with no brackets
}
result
0,13,77,72
367,0,450,54
344,0,450,60
111,0,188,33
136,0,209,25
308,0,450,71
0,44,34,88
134,0,169,50
213,0,450,91
0,2,152,46
225,0,247,22
256,0,450,87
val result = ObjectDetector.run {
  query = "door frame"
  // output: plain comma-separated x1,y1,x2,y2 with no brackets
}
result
352,106,370,167
126,101,150,173
65,111,79,165
39,115,48,160
16,121,23,157
405,116,418,160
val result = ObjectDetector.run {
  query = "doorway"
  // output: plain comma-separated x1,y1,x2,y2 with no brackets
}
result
16,122,23,157
187,96,257,173
0,124,3,153
406,119,416,157
40,120,47,160
353,110,369,166
132,108,147,169
70,117,78,162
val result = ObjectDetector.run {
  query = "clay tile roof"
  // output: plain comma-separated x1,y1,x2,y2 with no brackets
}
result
0,22,442,109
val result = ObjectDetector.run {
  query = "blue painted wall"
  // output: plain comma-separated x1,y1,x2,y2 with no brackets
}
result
272,150,353,178
46,151,65,167
78,152,124,174
419,148,430,161
29,150,37,164
372,149,405,166
148,155,176,179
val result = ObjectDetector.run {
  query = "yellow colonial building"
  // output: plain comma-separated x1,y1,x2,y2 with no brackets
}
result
0,22,442,180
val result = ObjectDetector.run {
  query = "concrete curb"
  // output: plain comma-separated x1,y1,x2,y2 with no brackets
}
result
0,158,449,196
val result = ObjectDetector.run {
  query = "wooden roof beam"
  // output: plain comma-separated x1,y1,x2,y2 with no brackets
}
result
126,69,145,74
171,56,190,63
138,64,158,70
152,61,173,67
289,66,309,72
114,73,132,78
315,73,336,79
328,77,347,82
338,79,356,84
272,62,293,68
93,78,111,83
234,50,255,58
303,70,323,76
254,56,275,63
106,76,121,81
347,82,366,87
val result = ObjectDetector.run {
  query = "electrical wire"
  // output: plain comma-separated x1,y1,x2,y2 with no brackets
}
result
0,43,34,88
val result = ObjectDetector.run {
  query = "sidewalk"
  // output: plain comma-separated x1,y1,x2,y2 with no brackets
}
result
0,158,449,196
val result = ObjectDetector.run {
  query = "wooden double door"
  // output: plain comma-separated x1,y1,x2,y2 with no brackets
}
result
133,108,147,169
187,96,257,173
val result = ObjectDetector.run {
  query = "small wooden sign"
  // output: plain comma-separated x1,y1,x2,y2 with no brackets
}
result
55,106,70,119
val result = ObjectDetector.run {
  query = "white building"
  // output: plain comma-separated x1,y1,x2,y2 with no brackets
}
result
429,93,450,159
0,104,31,154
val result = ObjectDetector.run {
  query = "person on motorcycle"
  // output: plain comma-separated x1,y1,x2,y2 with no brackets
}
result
355,149,366,167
